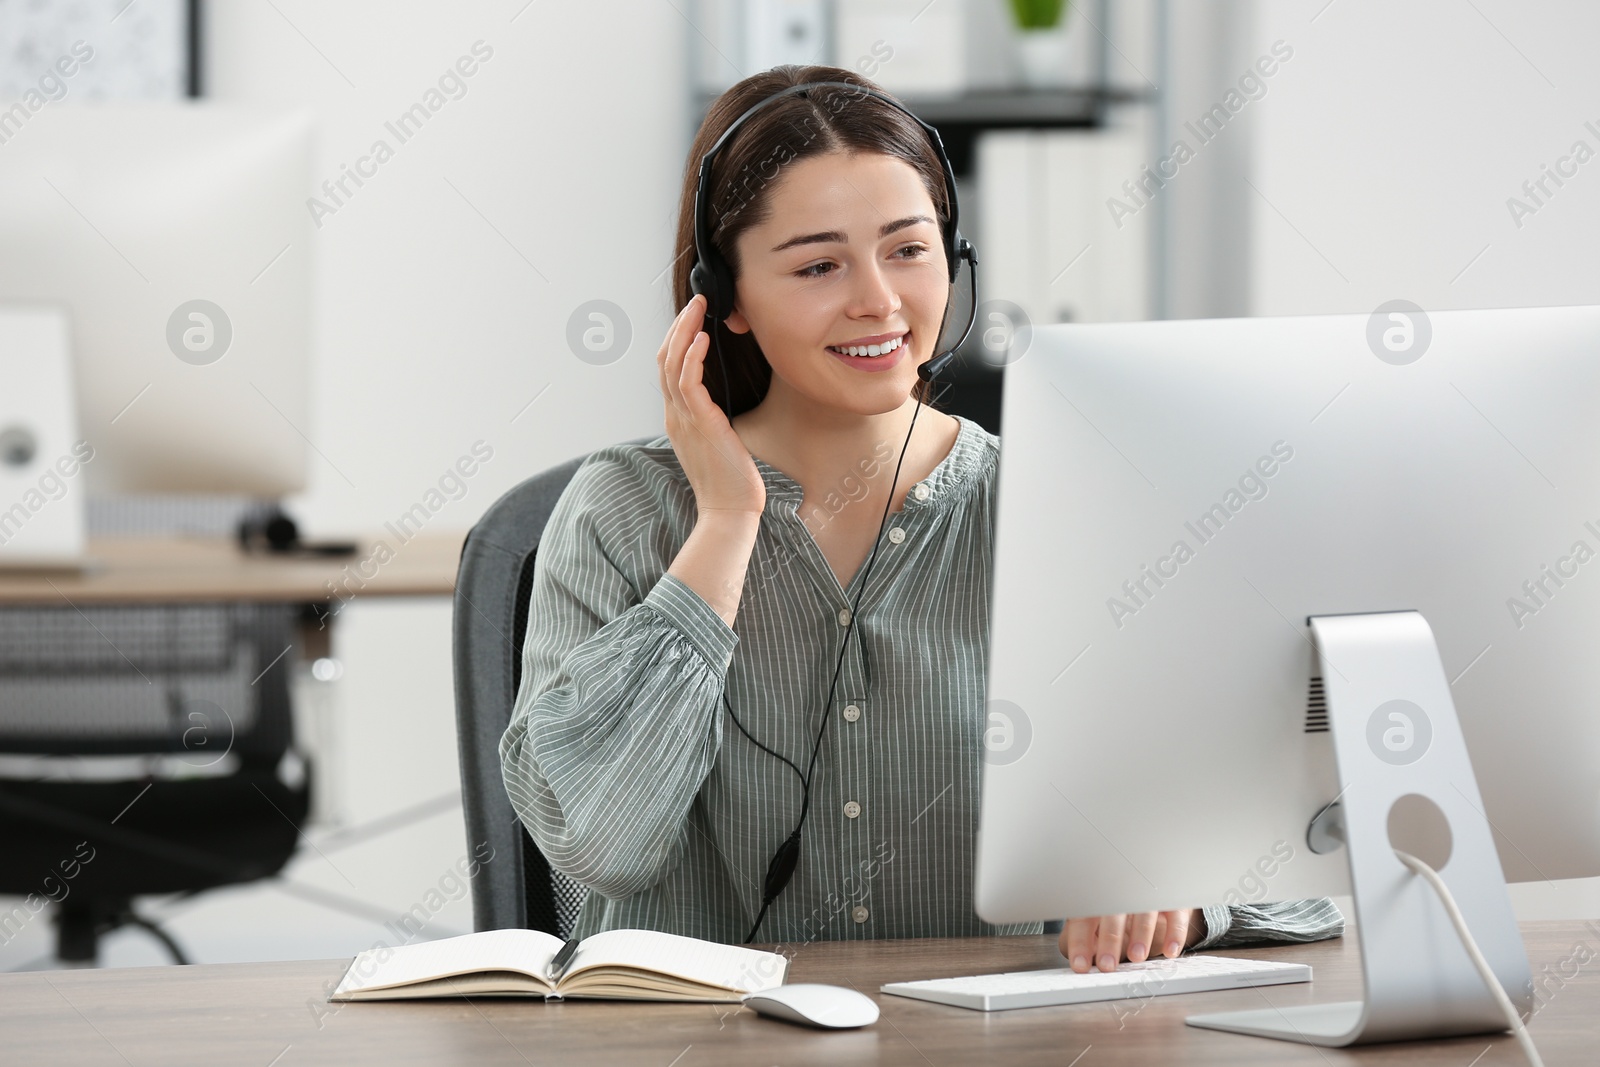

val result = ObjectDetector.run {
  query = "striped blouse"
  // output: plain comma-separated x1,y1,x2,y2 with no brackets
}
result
499,413,1344,949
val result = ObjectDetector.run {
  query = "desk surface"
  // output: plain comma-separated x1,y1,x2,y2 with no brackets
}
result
0,534,463,606
2,921,1594,1065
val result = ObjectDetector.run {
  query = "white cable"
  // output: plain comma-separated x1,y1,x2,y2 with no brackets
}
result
1392,848,1543,1067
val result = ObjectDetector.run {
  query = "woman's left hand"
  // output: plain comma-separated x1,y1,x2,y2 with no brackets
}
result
1059,909,1205,973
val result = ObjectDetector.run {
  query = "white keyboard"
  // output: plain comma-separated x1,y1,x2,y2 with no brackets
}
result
880,954,1312,1012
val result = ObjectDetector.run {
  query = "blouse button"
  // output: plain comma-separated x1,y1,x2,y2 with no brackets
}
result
843,800,861,819
887,527,906,545
837,607,852,627
843,704,861,722
913,484,930,501
852,905,870,924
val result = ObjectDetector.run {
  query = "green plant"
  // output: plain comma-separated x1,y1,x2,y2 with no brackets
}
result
1009,0,1068,30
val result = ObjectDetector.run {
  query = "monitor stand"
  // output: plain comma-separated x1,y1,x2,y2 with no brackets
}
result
1186,610,1532,1046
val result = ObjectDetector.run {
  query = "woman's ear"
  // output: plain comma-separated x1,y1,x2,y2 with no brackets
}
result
724,305,751,335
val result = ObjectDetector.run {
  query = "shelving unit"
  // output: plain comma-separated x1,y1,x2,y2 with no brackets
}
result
882,86,1151,177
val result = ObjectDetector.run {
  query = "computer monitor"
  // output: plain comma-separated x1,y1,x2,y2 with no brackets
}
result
0,102,313,496
976,304,1600,1045
0,306,84,565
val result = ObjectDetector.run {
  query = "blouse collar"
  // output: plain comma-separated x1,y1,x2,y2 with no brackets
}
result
751,414,990,514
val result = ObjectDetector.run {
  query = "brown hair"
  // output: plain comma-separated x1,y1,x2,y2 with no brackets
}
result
672,64,949,418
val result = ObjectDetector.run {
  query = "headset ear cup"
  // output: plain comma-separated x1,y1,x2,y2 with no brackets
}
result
948,229,975,282
690,261,714,308
689,257,735,322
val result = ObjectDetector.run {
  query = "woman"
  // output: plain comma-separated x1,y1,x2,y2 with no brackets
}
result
500,65,1342,972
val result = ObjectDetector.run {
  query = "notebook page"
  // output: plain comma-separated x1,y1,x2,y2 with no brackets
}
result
567,929,787,993
335,928,564,995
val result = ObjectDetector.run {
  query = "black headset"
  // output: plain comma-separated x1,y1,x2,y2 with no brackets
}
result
690,79,978,390
686,78,978,943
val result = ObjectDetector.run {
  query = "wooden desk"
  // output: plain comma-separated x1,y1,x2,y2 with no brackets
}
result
0,534,463,661
2,921,1595,1065
0,534,464,606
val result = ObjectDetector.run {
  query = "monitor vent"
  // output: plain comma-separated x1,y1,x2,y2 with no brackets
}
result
1304,675,1328,733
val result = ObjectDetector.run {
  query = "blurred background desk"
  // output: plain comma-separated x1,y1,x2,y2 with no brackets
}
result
0,532,463,623
0,535,464,599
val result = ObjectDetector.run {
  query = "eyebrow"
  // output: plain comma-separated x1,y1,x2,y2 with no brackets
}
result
769,214,935,254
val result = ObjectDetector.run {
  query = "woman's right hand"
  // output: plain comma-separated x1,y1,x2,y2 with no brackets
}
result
659,293,765,518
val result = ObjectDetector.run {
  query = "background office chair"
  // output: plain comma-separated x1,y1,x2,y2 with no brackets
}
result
0,602,311,964
453,437,654,937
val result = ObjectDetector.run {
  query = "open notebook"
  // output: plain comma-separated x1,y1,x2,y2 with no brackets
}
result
330,928,789,1003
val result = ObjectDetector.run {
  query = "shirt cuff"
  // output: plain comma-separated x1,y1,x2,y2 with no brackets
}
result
1190,903,1233,952
642,573,739,674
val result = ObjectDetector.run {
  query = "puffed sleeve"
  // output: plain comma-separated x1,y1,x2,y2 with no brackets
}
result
498,453,738,899
1189,898,1345,951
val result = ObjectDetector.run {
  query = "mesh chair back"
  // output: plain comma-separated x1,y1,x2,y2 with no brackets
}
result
0,601,307,899
0,603,293,760
453,437,655,936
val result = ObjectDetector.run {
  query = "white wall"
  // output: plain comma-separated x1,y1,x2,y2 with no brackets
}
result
1250,0,1600,315
1159,0,1261,319
205,0,690,536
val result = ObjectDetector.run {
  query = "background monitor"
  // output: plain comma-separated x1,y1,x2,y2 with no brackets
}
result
976,304,1600,923
0,306,84,564
0,102,312,496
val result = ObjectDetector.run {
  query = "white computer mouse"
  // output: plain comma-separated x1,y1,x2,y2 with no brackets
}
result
742,983,880,1029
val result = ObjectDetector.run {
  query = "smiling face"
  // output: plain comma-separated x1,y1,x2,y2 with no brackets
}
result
723,149,949,419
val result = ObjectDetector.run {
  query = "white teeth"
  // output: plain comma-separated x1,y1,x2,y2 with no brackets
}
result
832,334,904,358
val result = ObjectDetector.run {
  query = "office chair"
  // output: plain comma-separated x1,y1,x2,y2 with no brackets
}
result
0,603,310,964
452,437,656,937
